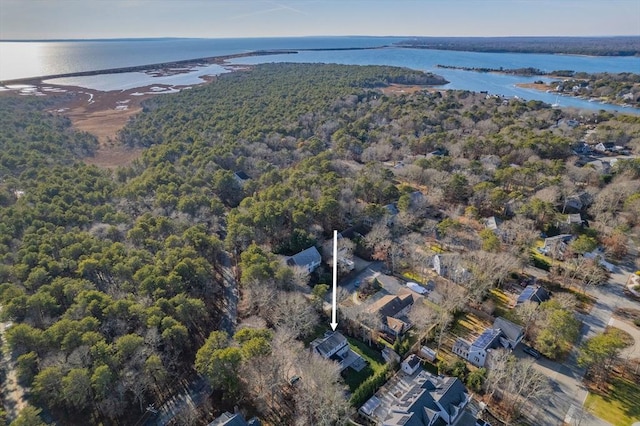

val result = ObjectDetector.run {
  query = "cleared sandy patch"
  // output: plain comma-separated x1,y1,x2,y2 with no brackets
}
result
380,84,430,95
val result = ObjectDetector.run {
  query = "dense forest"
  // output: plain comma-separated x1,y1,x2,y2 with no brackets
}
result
396,36,640,56
1,63,639,425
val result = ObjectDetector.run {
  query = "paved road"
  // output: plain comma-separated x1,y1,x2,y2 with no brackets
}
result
608,317,640,360
218,251,238,336
521,255,639,426
142,252,238,426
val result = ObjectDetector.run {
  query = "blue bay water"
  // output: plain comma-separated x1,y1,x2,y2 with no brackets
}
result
1,37,639,113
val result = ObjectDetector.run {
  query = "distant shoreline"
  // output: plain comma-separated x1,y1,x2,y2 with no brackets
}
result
0,50,297,85
0,45,389,85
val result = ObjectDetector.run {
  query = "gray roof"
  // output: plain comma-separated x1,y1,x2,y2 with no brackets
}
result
567,213,582,224
433,376,468,417
314,332,347,358
208,413,255,426
287,246,321,268
516,285,550,304
493,317,523,344
384,203,400,216
485,216,499,230
378,369,468,426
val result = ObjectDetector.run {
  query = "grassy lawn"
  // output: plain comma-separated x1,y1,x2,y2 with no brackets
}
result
450,311,492,341
488,288,520,323
402,270,424,283
343,337,386,392
585,376,640,426
530,240,553,270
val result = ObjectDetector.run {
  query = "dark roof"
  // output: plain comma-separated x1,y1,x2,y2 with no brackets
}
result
493,317,523,343
314,332,347,358
234,171,250,180
404,354,421,369
287,246,321,268
516,285,550,305
374,368,469,426
471,328,502,350
433,376,467,417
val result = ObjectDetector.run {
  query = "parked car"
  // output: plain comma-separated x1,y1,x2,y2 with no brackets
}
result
354,280,361,288
522,345,541,359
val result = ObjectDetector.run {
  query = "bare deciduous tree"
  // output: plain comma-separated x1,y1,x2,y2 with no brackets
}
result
271,292,319,339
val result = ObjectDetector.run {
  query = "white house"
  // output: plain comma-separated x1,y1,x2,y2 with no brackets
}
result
453,317,523,367
401,354,421,375
311,331,367,372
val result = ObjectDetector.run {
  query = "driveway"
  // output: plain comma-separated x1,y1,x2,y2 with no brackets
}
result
608,317,640,360
339,260,383,293
516,256,639,426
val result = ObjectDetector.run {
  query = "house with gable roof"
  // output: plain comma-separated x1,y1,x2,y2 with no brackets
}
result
208,412,260,426
516,285,550,305
452,317,523,367
366,293,416,337
311,331,367,372
359,361,470,426
286,246,322,273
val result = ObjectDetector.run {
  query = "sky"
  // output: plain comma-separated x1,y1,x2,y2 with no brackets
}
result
0,0,639,40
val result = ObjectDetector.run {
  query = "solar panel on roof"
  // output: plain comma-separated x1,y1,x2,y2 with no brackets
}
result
517,286,535,303
474,328,500,348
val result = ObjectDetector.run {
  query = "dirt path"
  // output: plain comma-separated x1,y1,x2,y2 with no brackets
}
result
0,314,27,421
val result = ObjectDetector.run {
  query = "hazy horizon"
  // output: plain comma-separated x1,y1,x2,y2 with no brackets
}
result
1,0,638,40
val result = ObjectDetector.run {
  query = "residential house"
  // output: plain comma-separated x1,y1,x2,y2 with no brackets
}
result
516,285,550,305
322,232,355,272
419,346,437,362
410,191,425,207
493,317,524,349
366,293,415,337
594,142,625,153
384,203,400,226
233,171,250,186
585,159,612,175
484,216,499,232
562,192,592,213
539,234,574,260
452,317,523,367
572,142,591,156
359,365,470,426
311,331,367,372
208,412,261,426
566,213,583,226
402,354,422,375
287,246,322,273
452,328,502,368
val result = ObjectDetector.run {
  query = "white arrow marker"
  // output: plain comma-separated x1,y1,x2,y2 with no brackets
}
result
330,230,338,331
